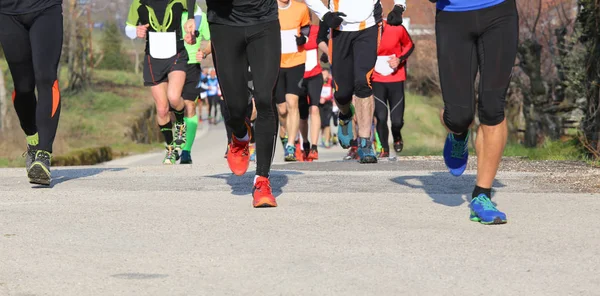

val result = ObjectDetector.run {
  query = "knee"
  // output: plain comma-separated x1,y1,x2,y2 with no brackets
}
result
35,69,57,88
354,80,372,99
310,106,320,115
443,106,474,134
156,105,170,118
478,89,507,126
167,91,182,103
334,89,353,106
286,99,298,110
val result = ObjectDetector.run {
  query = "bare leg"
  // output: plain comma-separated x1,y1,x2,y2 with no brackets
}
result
285,94,300,146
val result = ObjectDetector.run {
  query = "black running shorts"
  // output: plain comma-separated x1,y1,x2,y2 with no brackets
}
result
143,50,189,86
275,63,305,104
182,63,201,101
319,101,333,129
331,24,379,105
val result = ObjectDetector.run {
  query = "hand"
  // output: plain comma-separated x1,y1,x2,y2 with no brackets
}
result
320,52,329,64
184,19,195,36
388,56,400,69
320,98,326,104
322,11,347,29
387,5,405,26
295,35,307,46
136,24,149,38
196,50,205,62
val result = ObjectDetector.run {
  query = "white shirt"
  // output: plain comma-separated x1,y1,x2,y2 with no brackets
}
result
304,0,406,31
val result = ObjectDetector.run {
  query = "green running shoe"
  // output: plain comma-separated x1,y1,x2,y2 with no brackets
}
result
163,145,179,165
28,150,51,186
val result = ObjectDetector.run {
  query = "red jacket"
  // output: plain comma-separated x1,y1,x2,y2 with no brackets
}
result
304,25,323,78
372,21,414,83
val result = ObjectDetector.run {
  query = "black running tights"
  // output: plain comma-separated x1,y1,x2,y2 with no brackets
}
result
209,20,280,177
0,4,63,153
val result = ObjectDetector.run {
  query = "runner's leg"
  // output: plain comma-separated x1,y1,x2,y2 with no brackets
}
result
373,82,389,153
246,20,281,178
0,14,37,141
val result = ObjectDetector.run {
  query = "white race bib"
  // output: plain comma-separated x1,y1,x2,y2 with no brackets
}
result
149,32,177,59
321,85,332,99
305,49,318,72
280,29,298,54
375,55,396,76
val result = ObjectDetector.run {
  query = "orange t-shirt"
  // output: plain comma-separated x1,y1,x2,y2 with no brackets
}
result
278,1,310,68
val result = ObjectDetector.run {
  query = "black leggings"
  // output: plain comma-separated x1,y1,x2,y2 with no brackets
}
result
210,20,280,177
0,4,63,153
436,0,518,133
373,81,405,151
208,95,220,119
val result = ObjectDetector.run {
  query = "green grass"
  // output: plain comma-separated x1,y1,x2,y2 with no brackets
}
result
504,139,587,161
393,93,445,156
0,59,157,167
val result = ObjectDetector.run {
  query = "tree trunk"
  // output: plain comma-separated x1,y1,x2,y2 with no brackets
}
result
0,65,7,131
518,39,562,147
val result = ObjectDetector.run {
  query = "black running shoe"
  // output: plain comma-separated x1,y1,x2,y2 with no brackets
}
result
394,134,404,153
28,150,51,186
180,150,193,164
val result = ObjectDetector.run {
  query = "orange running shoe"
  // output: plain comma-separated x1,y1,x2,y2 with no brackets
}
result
253,176,277,208
295,142,304,162
307,148,319,161
227,137,250,176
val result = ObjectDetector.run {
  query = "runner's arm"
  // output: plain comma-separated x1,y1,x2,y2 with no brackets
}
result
125,0,142,39
303,0,329,20
199,12,210,41
398,26,415,62
317,22,329,53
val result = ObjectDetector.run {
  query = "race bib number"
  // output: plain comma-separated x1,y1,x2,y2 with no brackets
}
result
375,55,395,76
148,32,177,59
305,49,318,72
281,29,299,54
321,86,332,99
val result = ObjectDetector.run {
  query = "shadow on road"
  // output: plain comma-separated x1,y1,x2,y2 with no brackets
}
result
33,167,127,188
206,170,303,197
390,172,505,207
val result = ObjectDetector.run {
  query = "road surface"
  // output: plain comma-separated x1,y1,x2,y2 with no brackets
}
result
1,121,599,296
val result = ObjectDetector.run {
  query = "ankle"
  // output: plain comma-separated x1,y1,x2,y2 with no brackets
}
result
472,185,492,199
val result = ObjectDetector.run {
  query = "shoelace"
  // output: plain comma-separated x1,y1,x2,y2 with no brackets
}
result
255,180,272,194
451,137,467,159
166,148,175,159
231,141,248,156
475,195,498,211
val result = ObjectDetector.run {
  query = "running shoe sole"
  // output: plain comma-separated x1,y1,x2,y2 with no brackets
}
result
470,211,508,225
359,155,378,164
27,163,51,186
253,198,278,208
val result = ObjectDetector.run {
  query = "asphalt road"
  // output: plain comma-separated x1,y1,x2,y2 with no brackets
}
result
1,121,599,296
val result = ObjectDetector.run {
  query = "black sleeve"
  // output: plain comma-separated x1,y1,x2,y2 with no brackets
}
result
187,0,195,19
300,25,310,37
317,21,329,44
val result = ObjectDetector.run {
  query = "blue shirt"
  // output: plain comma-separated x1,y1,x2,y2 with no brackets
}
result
437,0,504,12
207,77,219,96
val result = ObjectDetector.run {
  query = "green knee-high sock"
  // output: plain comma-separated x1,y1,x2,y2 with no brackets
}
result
183,115,198,152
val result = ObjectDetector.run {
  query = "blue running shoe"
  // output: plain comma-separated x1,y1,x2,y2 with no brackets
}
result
180,150,192,164
284,145,297,162
470,194,507,224
357,138,377,164
443,132,469,176
337,119,354,149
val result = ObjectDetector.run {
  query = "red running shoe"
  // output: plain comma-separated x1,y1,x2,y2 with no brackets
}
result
295,142,304,162
227,137,250,176
307,148,319,161
253,176,277,208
